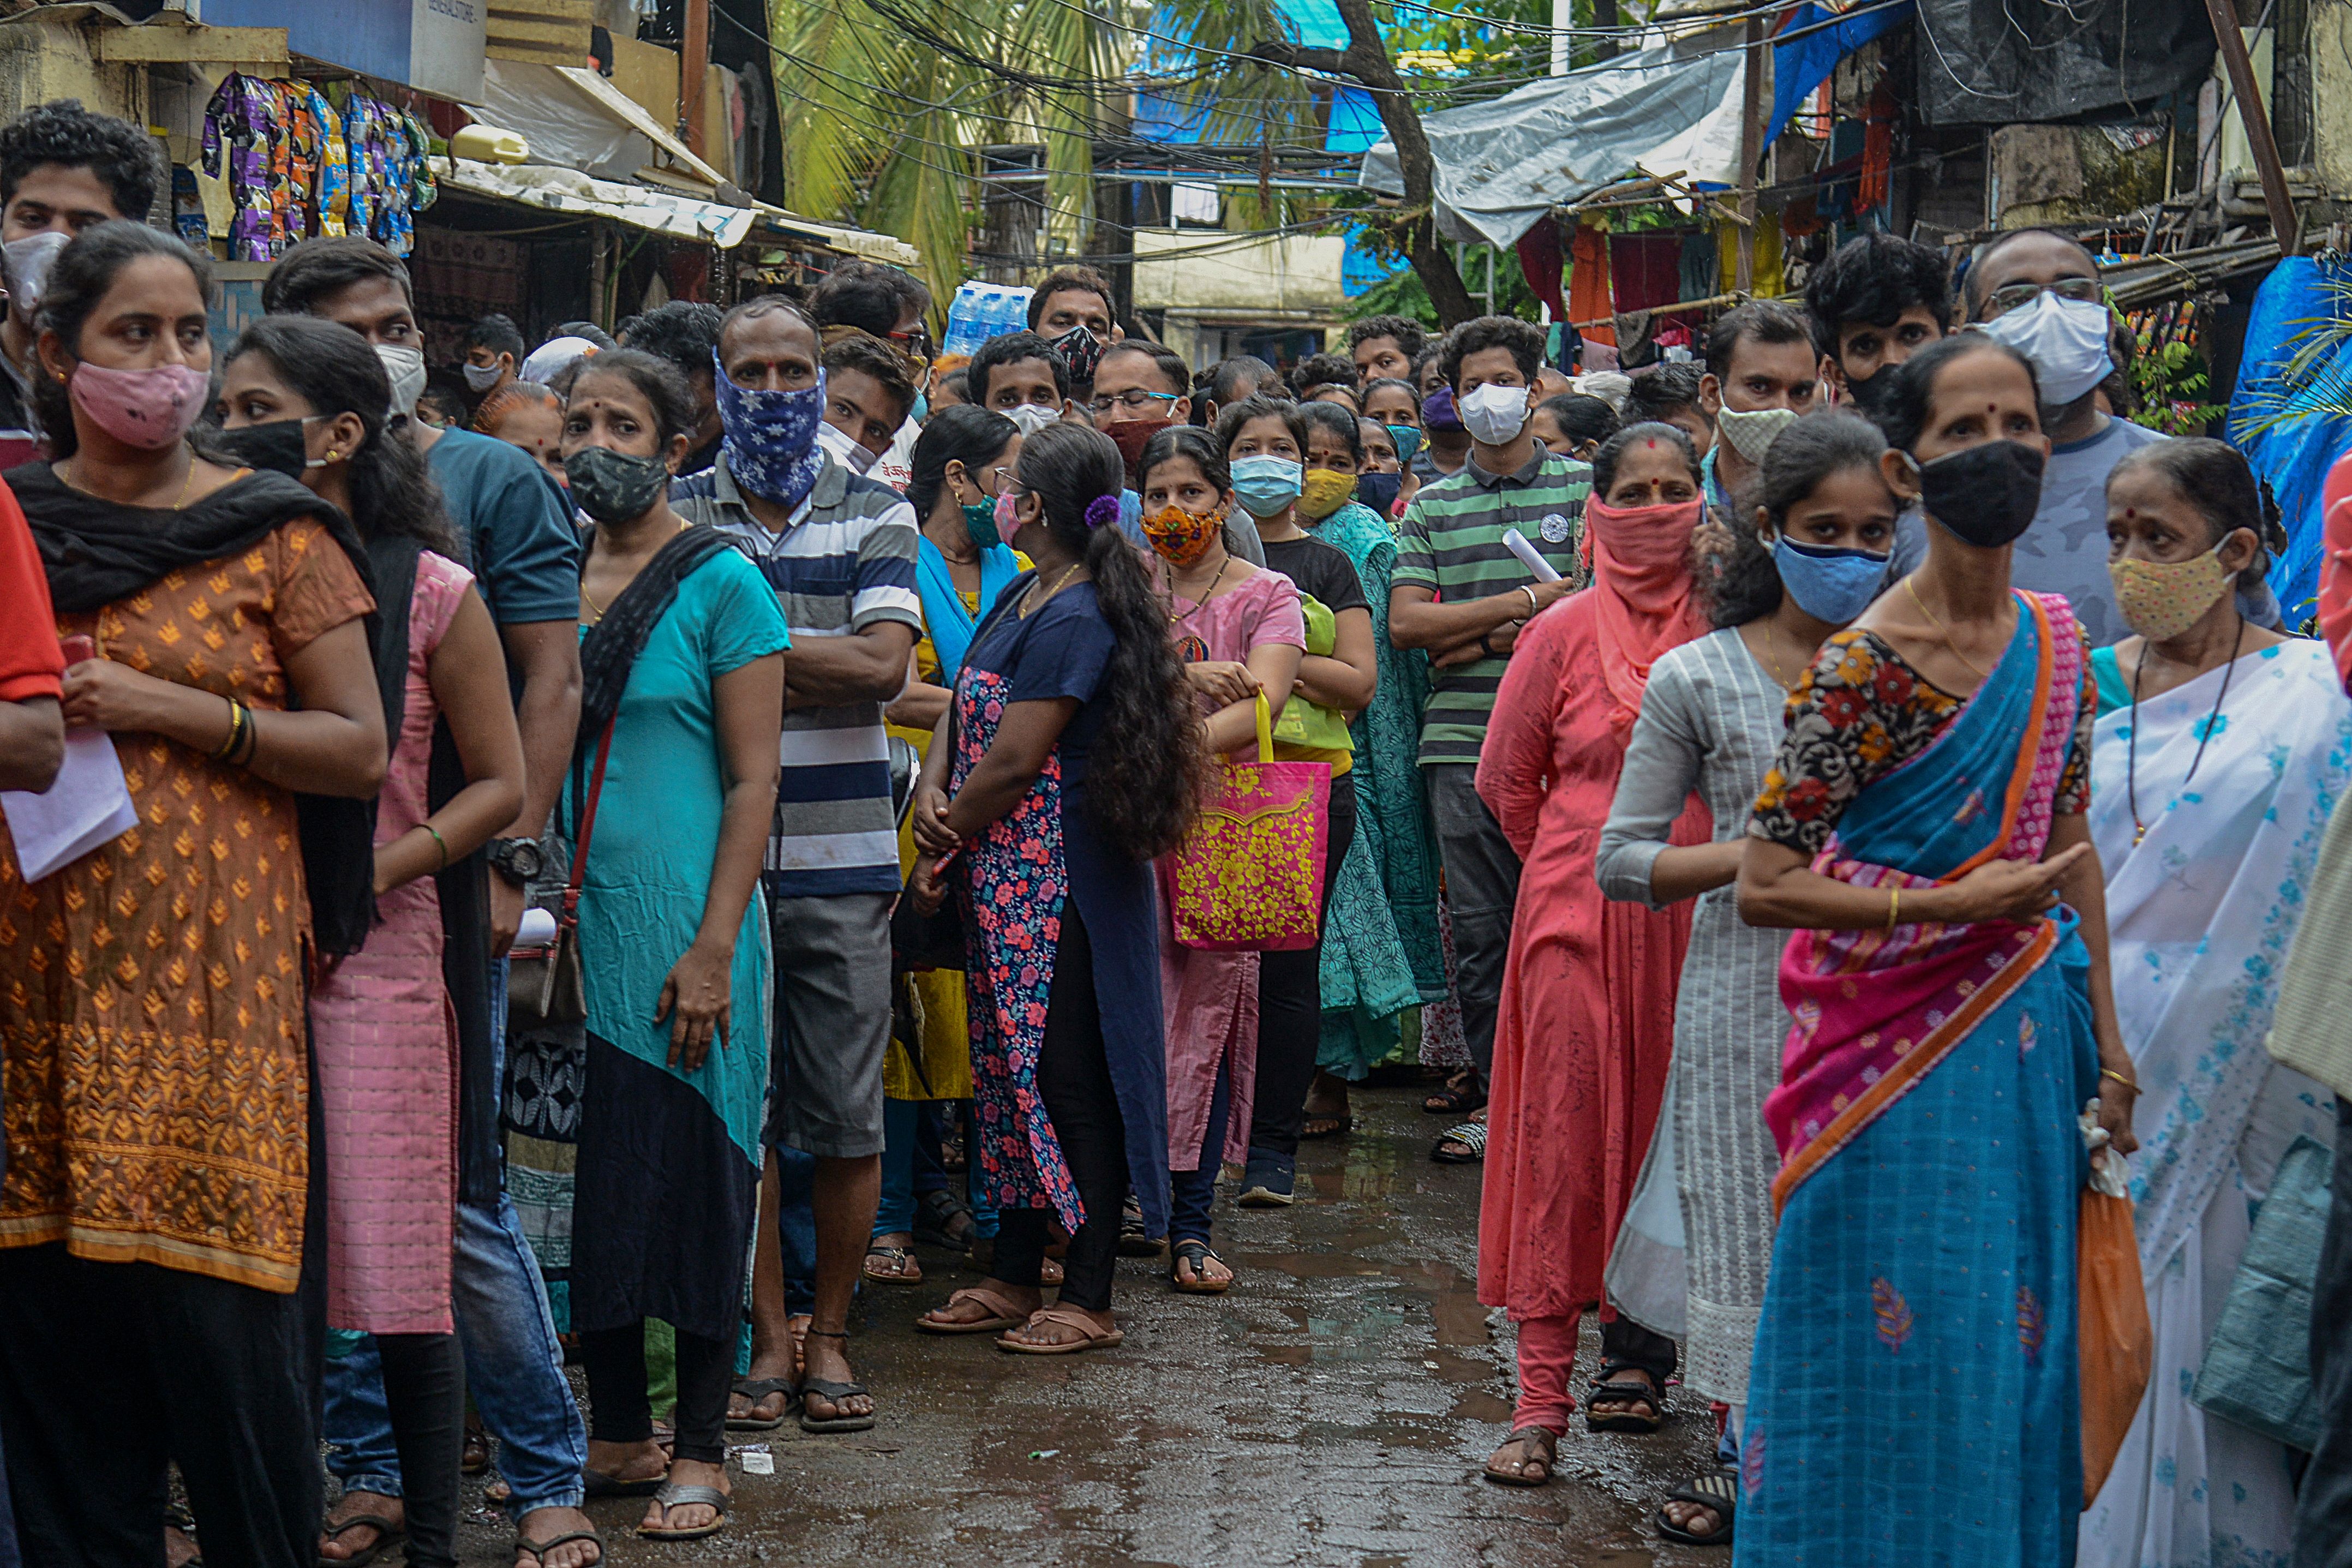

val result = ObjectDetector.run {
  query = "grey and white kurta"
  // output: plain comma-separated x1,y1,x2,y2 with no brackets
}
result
1594,626,1792,1405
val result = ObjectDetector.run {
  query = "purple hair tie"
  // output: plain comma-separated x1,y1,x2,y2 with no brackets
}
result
1083,495,1121,531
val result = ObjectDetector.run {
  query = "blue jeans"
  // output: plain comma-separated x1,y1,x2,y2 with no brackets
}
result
324,962,588,1515
875,1101,1000,1241
1167,1062,1232,1243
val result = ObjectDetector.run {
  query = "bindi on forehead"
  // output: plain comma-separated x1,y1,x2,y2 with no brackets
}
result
1646,438,1657,448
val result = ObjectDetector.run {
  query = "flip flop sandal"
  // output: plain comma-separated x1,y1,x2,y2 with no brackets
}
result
798,1376,877,1433
1585,1371,1666,1434
580,1468,666,1499
1169,1238,1232,1295
997,1303,1126,1355
316,1515,406,1568
1431,1120,1487,1164
1654,1470,1738,1546
1299,1114,1354,1140
862,1244,923,1285
917,1284,1032,1335
514,1526,606,1566
461,1417,491,1475
637,1482,729,1543
1482,1425,1560,1487
725,1375,798,1431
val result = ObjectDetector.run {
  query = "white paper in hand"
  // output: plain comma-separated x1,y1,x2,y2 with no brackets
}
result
515,907,559,947
2,726,137,883
1503,528,1564,584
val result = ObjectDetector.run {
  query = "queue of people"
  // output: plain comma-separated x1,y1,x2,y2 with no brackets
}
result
4,91,2352,1568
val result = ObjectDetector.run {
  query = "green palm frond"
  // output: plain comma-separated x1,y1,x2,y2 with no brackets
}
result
2233,270,2352,439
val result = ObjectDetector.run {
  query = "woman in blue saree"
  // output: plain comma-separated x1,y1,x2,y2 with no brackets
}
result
1733,338,2139,1564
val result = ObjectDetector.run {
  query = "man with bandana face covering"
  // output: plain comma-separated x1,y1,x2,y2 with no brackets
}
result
0,100,164,469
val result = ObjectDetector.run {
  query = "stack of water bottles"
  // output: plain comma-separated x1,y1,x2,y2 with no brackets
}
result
941,282,1036,357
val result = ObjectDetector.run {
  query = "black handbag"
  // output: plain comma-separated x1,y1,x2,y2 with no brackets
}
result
507,722,611,1032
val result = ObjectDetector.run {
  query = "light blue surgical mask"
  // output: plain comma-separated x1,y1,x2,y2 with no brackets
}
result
1386,423,1423,463
1230,454,1303,518
1770,532,1890,625
910,392,929,423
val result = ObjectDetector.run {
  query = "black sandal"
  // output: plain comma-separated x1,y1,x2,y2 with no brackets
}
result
1584,1360,1666,1433
798,1330,877,1433
316,1515,406,1568
1423,1075,1487,1116
1431,1120,1487,1164
1169,1238,1232,1295
514,1525,606,1566
1654,1469,1737,1546
725,1375,797,1431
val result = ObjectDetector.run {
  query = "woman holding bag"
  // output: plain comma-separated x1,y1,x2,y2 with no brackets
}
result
908,421,1201,1352
1135,423,1304,1292
1473,423,1712,1489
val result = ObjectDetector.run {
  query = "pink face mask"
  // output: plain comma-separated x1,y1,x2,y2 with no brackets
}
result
994,488,1021,535
68,361,211,450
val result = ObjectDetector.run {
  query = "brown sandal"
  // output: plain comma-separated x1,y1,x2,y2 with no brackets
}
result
915,1284,1032,1335
1483,1425,1560,1487
997,1303,1125,1355
861,1244,923,1285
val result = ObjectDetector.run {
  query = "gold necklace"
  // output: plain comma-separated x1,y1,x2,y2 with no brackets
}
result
1759,617,1802,690
580,518,689,625
67,455,199,510
1902,574,1992,683
1020,561,1084,618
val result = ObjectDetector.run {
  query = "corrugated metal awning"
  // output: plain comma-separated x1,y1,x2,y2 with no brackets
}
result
438,158,763,247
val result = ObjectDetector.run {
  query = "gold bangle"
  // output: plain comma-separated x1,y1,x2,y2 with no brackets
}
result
211,698,247,762
2099,1066,2139,1093
1886,885,1900,931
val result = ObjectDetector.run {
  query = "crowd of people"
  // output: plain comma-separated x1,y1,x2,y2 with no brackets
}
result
1,93,2350,1568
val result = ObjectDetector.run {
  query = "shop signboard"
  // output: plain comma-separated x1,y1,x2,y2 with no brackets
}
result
199,0,487,101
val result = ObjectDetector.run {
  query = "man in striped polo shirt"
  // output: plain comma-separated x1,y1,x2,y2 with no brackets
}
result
1390,316,1586,1147
675,296,919,1432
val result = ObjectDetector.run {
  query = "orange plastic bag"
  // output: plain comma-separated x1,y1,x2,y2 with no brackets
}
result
2079,1151,2152,1507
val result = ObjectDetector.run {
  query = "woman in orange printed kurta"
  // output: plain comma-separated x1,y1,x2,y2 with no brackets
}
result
1473,424,1713,1487
0,223,386,1567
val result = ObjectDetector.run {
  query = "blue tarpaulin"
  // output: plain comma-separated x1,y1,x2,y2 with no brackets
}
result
2229,255,2352,624
1764,0,1913,151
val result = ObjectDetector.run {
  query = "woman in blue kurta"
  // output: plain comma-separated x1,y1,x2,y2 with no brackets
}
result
1732,338,2138,1564
558,352,788,1545
908,421,1203,1352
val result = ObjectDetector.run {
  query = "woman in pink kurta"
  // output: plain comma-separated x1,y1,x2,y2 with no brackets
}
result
1138,426,1305,1292
1473,424,1713,1487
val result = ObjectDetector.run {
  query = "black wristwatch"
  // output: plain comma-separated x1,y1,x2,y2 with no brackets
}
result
486,837,546,886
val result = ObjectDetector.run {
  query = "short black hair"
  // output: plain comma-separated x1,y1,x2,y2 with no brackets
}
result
822,333,917,424
969,330,1069,403
0,100,164,221
1629,362,1705,423
1872,334,2041,453
1439,315,1545,392
811,259,932,336
1098,341,1187,397
1805,234,1952,358
1296,398,1364,466
1704,300,1814,381
1026,265,1117,331
1290,351,1361,398
1964,227,2100,316
465,312,524,360
1537,393,1619,448
624,300,723,384
1348,314,1427,361
552,320,617,352
570,346,697,450
935,367,970,406
1209,355,1277,408
264,235,411,316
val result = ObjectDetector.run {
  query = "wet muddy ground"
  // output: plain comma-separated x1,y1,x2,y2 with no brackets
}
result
445,1085,1721,1565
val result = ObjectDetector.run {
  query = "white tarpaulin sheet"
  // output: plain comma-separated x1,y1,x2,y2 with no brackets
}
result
1358,44,1749,248
439,159,762,248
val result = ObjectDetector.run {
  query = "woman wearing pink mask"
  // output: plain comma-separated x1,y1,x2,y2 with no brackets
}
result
1473,422,1713,1488
0,221,387,1563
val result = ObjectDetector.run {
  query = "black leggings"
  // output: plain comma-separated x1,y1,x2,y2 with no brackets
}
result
579,1322,734,1466
374,1333,465,1568
1250,773,1358,1160
994,906,1129,1314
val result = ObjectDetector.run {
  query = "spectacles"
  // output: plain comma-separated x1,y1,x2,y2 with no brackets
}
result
888,325,935,356
1983,277,2104,318
1087,388,1182,415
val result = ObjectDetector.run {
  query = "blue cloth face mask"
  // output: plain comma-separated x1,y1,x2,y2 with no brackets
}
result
1230,454,1303,518
1386,423,1423,464
714,350,827,509
1771,532,1889,624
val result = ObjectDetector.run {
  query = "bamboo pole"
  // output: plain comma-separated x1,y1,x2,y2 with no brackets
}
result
2201,0,2299,254
1736,14,1764,291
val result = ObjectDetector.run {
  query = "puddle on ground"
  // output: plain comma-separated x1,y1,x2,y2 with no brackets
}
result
1238,1249,1402,1280
1446,1388,1514,1422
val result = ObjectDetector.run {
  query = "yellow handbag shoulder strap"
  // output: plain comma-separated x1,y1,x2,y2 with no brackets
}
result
1253,690,1273,763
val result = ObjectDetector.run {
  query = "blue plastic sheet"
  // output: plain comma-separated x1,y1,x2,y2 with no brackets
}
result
2229,255,2352,626
1764,0,1914,153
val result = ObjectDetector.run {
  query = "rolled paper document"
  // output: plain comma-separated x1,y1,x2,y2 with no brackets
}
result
516,907,559,946
1503,527,1563,583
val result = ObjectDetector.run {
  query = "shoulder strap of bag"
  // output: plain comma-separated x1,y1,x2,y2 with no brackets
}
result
561,721,616,918
1253,690,1273,763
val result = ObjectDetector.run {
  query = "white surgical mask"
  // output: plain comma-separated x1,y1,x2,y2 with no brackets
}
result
3,230,67,318
462,359,507,393
1976,289,2114,405
375,343,428,416
1715,405,1800,465
1458,381,1531,446
1004,402,1061,436
815,418,878,474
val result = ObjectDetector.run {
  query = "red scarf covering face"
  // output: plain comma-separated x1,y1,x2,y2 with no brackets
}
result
1580,494,1709,739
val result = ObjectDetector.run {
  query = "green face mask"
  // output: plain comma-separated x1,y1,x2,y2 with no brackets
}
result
961,499,1002,550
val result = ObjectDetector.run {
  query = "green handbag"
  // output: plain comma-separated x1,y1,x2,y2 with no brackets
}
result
1272,594,1356,753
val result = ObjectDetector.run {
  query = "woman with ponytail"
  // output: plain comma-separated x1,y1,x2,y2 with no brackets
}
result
909,421,1201,1352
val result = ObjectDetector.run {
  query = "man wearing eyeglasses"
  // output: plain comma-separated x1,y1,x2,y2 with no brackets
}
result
1966,229,2277,645
1090,340,1265,566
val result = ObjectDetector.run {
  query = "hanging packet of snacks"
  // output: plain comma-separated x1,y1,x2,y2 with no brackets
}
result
379,109,415,257
170,165,207,248
309,86,349,237
343,94,383,240
201,73,283,262
278,83,319,245
404,111,438,216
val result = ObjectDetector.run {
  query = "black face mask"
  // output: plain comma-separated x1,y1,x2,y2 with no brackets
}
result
1844,364,1896,418
1050,325,1105,385
210,417,321,478
1356,470,1402,514
1915,439,2046,549
564,445,672,524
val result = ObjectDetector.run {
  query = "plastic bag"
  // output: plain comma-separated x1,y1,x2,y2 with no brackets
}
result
2078,1100,2152,1507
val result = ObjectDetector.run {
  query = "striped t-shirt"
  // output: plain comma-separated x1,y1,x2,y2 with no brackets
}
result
675,451,922,896
1392,448,1591,765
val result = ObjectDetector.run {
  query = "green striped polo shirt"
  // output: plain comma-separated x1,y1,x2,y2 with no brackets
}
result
1393,448,1591,766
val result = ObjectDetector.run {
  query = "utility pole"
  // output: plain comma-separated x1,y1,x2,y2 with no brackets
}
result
1735,13,1764,291
2202,0,2300,253
683,0,710,159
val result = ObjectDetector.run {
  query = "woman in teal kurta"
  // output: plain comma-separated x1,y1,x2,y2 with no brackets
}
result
559,351,788,1545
